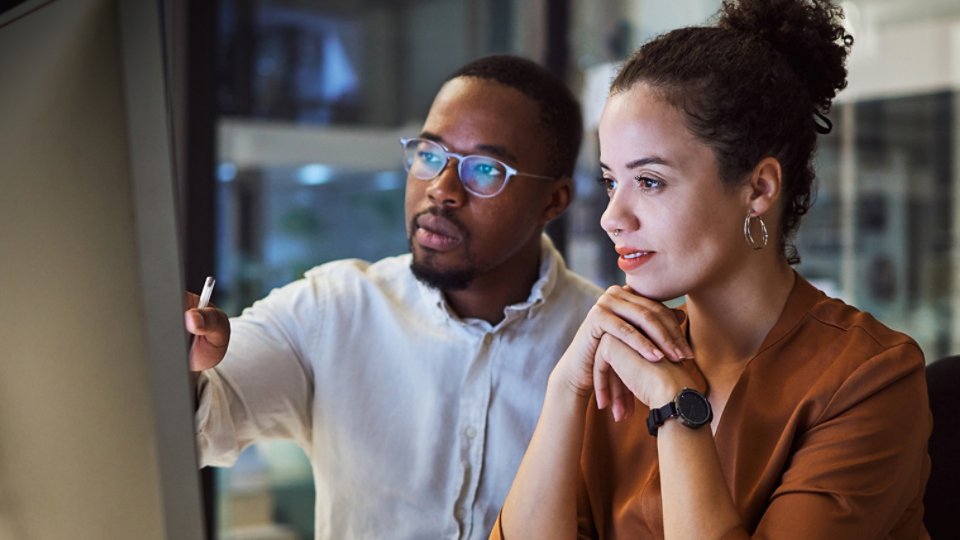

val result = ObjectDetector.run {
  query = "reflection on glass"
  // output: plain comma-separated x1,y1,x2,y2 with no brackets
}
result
213,0,536,536
798,93,955,361
210,0,960,537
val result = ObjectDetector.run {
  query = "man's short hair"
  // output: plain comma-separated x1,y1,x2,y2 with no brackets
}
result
449,55,583,179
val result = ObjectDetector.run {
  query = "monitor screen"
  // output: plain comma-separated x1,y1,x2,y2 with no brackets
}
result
0,1,205,538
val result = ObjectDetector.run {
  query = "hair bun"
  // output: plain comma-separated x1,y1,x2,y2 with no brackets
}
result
719,0,852,114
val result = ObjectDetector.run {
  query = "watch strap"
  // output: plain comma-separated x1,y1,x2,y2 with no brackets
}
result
646,388,712,437
646,401,677,437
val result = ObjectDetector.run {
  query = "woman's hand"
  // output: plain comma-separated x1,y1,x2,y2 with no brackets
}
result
595,332,707,421
553,286,695,416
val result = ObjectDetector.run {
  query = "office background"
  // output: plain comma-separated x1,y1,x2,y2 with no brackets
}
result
178,0,960,537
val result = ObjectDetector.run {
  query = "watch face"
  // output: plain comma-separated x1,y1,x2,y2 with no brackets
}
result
676,389,712,425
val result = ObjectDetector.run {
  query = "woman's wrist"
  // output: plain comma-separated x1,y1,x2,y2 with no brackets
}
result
649,382,684,409
547,368,594,404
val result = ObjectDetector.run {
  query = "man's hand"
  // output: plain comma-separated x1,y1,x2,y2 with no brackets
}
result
184,292,230,372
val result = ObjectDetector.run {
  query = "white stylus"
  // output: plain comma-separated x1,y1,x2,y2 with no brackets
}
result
197,276,216,309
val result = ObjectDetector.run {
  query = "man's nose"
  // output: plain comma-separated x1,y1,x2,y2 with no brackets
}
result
426,160,467,208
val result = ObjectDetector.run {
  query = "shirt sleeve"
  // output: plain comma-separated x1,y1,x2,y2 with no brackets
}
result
195,278,319,467
752,343,931,539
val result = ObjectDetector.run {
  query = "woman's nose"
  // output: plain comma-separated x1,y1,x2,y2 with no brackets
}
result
600,189,638,238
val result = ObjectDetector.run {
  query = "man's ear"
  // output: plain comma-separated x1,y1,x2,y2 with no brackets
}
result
539,176,573,224
744,157,782,215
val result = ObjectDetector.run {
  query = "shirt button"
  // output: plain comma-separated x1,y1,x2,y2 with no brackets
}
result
465,426,478,439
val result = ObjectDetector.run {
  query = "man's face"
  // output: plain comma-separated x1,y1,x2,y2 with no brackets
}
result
404,77,562,291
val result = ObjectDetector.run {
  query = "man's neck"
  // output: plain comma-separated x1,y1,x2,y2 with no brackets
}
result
442,247,543,325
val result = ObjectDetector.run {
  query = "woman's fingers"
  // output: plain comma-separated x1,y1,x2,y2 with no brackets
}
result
610,374,635,422
598,295,682,362
596,333,705,409
594,346,622,419
593,341,637,419
594,351,611,410
597,335,641,421
561,286,693,404
595,287,692,362
597,334,655,402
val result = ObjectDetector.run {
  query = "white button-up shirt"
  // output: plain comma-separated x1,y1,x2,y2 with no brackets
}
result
196,235,601,539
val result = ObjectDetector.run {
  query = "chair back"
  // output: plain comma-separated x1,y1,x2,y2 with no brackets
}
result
924,355,960,539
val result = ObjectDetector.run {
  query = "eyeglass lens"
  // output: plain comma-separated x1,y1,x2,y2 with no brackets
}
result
401,138,508,197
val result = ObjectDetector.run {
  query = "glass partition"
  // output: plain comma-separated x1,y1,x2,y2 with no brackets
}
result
209,0,960,536
796,94,956,360
213,1,547,537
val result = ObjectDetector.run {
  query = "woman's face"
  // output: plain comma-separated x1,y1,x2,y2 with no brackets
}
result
598,83,752,300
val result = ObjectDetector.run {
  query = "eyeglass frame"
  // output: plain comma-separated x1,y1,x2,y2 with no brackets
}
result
399,137,556,198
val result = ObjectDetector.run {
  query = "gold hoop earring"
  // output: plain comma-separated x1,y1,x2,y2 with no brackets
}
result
743,212,768,250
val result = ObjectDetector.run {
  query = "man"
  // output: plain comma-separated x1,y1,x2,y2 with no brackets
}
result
185,55,601,539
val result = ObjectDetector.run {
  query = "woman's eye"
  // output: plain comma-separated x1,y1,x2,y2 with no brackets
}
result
597,176,618,194
635,176,664,192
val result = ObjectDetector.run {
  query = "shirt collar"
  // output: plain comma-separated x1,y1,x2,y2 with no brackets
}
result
754,271,824,355
507,234,561,313
416,233,565,328
677,270,824,356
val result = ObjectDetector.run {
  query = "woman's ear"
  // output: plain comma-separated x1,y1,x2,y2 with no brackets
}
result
744,157,782,215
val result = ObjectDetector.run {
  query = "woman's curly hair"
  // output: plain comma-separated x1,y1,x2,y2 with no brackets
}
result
611,0,853,264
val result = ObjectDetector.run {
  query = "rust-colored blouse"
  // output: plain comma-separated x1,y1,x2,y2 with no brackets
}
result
576,276,931,539
493,275,931,539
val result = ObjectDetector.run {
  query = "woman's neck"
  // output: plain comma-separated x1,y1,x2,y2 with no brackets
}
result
685,257,796,372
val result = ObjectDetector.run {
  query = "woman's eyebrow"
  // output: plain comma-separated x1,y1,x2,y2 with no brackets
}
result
599,156,672,170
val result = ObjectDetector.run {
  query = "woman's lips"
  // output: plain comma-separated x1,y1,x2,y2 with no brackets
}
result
615,246,655,271
415,214,464,252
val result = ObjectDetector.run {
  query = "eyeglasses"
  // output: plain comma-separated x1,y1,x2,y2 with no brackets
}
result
400,137,554,198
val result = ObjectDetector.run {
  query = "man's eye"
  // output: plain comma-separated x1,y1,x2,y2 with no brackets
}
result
418,151,442,164
474,163,498,175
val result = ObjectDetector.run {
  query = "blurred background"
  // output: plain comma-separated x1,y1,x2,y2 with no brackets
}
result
174,0,960,537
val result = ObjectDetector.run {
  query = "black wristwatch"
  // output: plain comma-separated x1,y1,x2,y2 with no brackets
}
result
646,388,712,437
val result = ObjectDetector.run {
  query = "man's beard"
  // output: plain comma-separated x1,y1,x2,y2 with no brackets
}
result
410,260,475,290
408,209,476,291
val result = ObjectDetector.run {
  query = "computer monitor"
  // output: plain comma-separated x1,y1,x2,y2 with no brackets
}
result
0,1,205,538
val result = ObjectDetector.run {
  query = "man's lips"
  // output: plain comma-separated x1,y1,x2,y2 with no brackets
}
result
414,213,464,252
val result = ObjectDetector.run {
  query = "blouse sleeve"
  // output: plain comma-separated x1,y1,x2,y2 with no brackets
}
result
752,343,930,539
576,464,599,539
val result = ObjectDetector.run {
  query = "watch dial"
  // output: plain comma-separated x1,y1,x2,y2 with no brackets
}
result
677,390,710,424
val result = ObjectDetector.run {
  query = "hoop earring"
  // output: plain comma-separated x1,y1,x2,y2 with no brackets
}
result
743,212,768,250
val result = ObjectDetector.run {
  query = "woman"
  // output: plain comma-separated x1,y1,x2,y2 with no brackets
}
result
493,0,931,538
